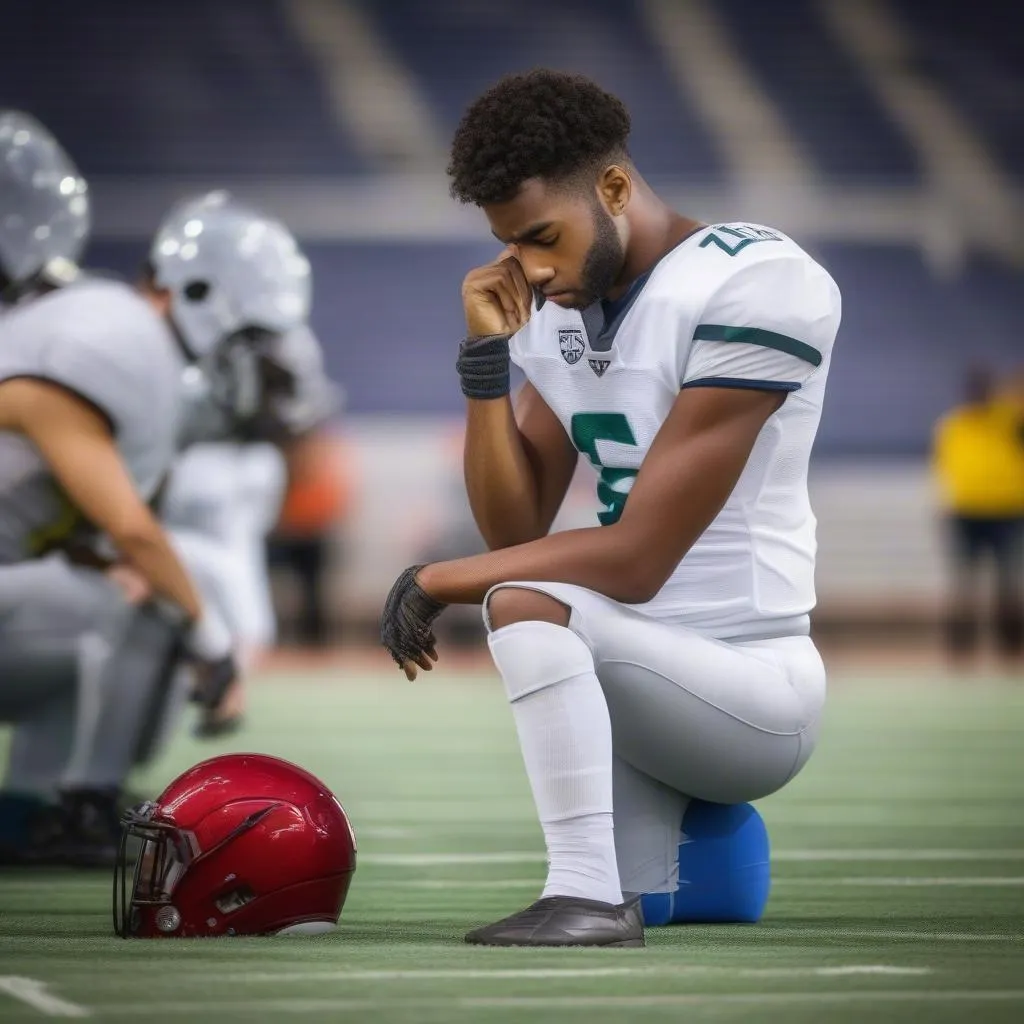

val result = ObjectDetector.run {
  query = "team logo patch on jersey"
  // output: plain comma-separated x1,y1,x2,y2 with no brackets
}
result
558,328,585,365
588,359,610,378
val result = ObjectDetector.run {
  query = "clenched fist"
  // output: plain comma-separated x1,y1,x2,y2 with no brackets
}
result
461,251,542,338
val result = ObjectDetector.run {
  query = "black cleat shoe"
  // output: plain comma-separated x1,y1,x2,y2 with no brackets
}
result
193,711,245,740
465,895,645,948
0,789,122,869
56,788,123,868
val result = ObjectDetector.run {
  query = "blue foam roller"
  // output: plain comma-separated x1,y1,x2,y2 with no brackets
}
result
640,801,771,925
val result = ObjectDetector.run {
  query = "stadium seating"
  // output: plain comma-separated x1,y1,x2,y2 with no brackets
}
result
7,1,1021,455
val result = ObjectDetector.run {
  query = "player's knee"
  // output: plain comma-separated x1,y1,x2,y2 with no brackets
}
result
485,587,571,632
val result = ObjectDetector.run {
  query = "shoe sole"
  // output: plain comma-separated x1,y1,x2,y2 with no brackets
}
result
466,936,645,948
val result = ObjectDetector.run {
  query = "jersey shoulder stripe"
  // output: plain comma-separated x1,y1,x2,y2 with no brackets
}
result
692,324,822,367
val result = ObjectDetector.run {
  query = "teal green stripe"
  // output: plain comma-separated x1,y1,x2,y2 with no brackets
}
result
692,324,822,367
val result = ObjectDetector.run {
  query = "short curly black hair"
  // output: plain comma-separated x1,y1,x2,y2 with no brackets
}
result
448,70,631,206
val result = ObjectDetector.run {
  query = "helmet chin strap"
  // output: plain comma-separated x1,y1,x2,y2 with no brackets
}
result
164,312,203,363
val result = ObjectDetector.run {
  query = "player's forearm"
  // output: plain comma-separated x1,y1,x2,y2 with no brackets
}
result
111,518,203,621
463,398,546,548
417,521,658,606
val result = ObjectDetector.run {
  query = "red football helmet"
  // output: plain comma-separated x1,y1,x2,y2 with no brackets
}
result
114,753,356,938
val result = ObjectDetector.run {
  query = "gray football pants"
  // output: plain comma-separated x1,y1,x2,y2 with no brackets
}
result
483,581,827,895
0,558,185,797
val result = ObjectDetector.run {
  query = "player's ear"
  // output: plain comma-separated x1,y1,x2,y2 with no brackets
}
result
597,165,631,218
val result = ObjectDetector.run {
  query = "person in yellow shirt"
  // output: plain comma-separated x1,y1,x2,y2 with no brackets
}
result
932,366,1024,665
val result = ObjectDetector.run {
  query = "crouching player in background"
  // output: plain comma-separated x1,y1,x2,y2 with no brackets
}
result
381,72,840,946
158,317,343,738
0,154,312,865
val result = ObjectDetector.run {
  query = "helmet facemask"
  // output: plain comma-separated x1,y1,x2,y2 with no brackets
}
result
114,803,198,938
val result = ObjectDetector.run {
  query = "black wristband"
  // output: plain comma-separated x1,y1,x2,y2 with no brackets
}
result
456,334,511,399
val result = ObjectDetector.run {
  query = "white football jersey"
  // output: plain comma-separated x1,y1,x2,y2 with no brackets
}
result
509,223,841,640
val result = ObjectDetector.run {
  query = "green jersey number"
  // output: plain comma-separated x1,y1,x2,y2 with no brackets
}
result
570,412,640,526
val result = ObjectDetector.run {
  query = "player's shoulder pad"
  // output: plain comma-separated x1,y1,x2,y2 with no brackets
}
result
680,230,842,391
0,278,180,431
687,224,840,340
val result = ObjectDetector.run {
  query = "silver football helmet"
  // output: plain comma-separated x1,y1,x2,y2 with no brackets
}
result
149,191,311,360
0,110,89,286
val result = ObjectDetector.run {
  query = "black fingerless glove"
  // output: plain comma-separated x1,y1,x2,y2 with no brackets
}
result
380,565,447,667
456,334,512,399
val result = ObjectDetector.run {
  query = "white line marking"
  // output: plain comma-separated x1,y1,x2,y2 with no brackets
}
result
355,826,415,840
0,977,91,1017
360,849,1024,867
365,852,545,866
83,990,1024,1015
359,875,1024,891
758,928,1023,943
214,966,932,984
836,877,1024,887
362,878,539,889
774,849,1024,862
465,991,1024,1009
1,849,1018,877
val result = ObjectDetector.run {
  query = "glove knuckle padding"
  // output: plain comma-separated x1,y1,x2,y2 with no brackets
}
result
380,565,445,665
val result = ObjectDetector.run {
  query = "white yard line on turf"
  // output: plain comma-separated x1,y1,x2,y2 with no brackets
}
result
757,928,1023,942
835,877,1024,887
83,991,1024,1015
361,849,1024,866
359,876,1024,890
465,991,1024,1009
775,849,1024,862
0,977,90,1018
366,852,545,865
214,966,932,984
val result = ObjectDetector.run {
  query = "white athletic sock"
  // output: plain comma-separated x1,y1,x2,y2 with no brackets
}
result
488,620,622,906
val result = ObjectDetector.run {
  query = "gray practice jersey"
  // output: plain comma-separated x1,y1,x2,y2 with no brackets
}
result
0,279,185,563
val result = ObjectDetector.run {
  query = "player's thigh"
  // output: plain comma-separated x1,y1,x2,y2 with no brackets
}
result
598,626,824,804
0,558,128,645
486,582,825,804
0,559,129,716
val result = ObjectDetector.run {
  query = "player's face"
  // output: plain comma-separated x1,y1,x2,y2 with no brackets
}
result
485,178,626,310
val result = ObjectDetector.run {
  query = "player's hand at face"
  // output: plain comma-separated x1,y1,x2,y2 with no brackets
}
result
380,565,446,680
461,250,537,338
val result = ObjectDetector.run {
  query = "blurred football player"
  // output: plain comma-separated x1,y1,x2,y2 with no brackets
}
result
381,72,839,946
0,125,309,865
69,193,316,798
154,320,342,739
0,112,230,864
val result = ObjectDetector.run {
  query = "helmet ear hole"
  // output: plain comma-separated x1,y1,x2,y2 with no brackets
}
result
183,280,209,302
214,885,256,915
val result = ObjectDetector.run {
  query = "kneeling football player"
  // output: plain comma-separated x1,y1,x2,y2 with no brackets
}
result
381,71,839,947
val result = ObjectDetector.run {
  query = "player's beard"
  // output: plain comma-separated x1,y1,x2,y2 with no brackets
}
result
570,201,625,309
